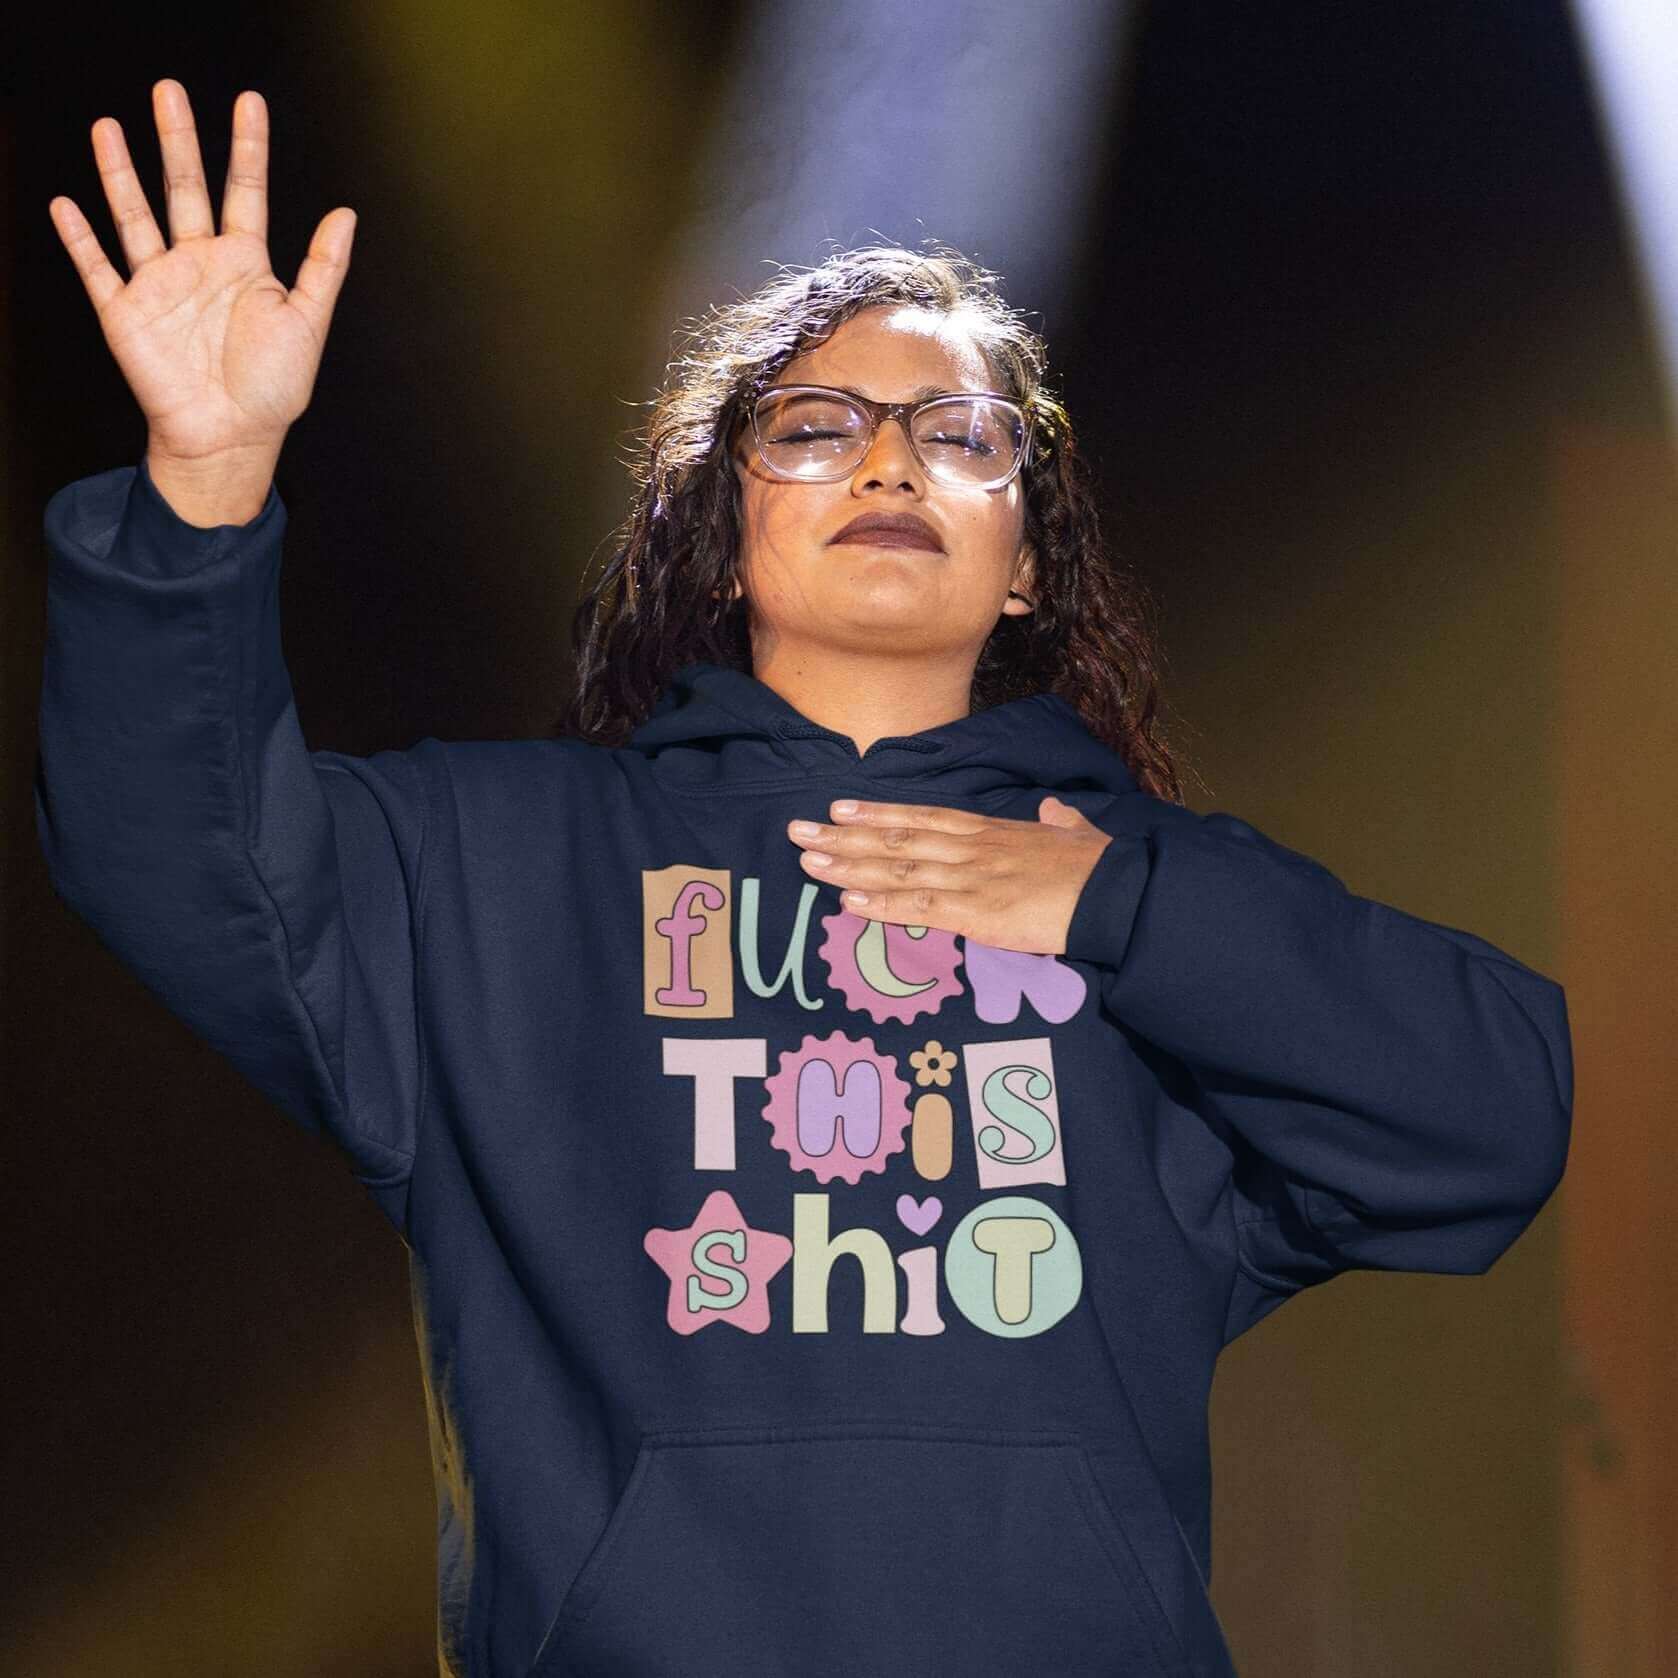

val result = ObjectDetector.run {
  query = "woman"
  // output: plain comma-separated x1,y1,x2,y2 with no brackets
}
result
40,81,1572,1678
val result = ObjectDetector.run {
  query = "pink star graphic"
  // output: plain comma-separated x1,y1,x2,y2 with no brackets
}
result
643,1188,794,1335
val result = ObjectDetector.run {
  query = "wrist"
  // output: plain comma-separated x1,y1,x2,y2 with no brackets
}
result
144,438,284,529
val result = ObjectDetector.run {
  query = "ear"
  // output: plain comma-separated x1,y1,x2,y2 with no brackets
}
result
1003,542,1037,615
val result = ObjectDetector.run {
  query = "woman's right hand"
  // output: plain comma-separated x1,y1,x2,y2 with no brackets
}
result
49,79,354,472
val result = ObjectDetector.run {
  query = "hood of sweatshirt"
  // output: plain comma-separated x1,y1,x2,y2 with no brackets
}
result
625,657,1140,801
37,462,1574,1678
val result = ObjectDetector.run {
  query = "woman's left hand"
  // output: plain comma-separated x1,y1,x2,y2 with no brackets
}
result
785,796,1113,956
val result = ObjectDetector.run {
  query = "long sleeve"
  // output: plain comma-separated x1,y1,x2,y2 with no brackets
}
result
1061,801,1574,1346
34,459,432,1240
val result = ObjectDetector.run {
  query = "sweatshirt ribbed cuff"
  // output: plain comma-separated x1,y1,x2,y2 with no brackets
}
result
1062,831,1151,968
121,454,286,579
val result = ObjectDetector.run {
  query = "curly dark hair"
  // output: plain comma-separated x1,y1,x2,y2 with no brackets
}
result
557,240,1187,804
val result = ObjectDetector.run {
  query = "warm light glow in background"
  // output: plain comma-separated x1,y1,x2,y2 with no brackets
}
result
9,2,1675,1673
1571,0,1678,444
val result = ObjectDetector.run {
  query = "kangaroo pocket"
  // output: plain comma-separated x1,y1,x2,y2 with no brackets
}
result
527,1421,1192,1678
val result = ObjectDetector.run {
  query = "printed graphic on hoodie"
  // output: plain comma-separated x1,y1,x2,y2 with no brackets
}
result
642,866,1088,1339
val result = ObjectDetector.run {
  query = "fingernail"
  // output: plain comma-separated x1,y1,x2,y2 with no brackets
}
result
790,820,821,837
833,800,858,815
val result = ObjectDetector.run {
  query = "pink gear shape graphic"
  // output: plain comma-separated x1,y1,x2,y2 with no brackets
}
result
814,906,964,1024
761,1028,913,1184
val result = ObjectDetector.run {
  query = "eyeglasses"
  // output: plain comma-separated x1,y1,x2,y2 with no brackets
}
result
748,384,1033,490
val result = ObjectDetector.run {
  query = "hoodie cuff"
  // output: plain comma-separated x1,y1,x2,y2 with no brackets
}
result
122,454,285,578
1062,832,1151,968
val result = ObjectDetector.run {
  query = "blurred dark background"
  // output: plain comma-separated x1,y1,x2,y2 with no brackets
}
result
6,2,1673,1672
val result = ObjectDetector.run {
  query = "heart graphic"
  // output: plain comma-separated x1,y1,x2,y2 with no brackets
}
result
896,1193,943,1236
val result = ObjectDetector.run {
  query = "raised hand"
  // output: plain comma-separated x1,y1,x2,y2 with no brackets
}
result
48,79,355,498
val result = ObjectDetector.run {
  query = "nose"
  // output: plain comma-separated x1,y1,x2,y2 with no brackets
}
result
851,415,924,492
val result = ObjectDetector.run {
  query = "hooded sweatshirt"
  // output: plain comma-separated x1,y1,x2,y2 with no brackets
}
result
35,458,1574,1678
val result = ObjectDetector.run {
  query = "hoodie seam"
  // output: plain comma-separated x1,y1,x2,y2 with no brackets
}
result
225,547,357,1146
317,755,433,1198
226,544,418,1176
1225,1158,1303,1303
1233,1247,1307,1300
385,746,443,1218
647,771,1024,803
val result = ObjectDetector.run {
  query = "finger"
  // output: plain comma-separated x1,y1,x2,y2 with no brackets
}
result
827,799,990,833
787,818,975,864
799,849,970,893
837,885,967,931
285,206,356,344
1036,795,1088,827
47,195,127,314
90,114,166,273
151,80,215,243
220,88,269,243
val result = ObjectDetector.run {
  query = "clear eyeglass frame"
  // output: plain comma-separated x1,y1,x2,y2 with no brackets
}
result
747,384,1035,491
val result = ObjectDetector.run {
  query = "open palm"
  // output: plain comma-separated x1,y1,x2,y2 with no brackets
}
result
49,79,354,463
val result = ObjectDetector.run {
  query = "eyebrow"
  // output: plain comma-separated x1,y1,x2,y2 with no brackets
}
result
829,381,965,402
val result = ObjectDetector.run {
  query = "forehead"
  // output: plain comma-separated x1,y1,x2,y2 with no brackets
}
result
780,306,995,397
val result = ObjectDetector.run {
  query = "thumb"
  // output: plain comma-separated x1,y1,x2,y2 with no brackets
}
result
1037,794,1089,828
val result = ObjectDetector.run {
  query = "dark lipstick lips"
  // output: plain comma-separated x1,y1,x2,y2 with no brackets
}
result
828,514,944,551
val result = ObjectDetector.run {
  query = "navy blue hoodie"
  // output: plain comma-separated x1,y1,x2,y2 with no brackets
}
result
35,459,1573,1678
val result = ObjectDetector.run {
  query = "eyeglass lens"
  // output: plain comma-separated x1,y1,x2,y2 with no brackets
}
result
755,390,1024,486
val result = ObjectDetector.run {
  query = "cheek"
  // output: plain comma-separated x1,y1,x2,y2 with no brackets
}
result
946,498,1025,575
734,489,805,609
741,485,839,571
734,486,773,578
